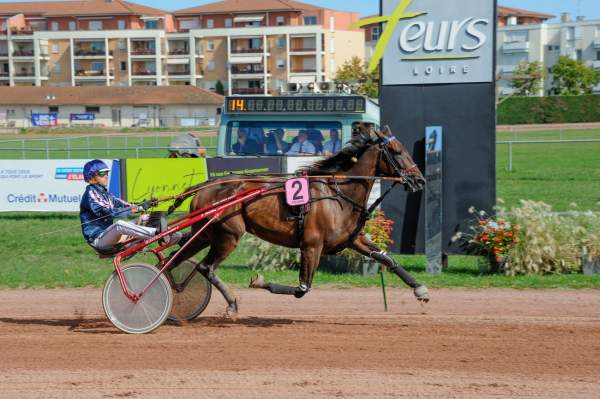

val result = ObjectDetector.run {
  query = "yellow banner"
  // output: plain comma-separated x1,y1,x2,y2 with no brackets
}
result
125,159,208,212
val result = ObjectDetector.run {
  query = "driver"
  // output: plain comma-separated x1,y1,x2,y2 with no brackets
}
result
79,159,180,251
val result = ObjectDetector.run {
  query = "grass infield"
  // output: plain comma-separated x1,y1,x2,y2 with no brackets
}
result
1,213,599,289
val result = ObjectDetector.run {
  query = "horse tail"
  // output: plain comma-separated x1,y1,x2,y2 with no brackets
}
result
167,184,203,215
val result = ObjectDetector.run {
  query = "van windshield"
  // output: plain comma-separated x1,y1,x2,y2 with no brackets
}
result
226,121,343,156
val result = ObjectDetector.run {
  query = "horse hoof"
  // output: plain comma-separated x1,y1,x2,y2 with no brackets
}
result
226,299,239,320
249,274,266,289
414,285,430,302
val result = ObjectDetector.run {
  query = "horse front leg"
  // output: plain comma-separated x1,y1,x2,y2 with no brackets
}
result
250,243,323,299
351,234,429,302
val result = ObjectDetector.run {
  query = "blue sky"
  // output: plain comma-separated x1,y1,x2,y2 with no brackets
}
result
3,0,600,21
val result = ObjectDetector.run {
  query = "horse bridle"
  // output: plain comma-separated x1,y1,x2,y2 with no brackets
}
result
377,135,421,191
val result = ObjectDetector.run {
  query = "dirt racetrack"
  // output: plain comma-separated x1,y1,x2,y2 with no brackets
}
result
1,287,599,398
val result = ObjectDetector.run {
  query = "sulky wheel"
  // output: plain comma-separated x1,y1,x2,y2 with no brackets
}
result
167,259,212,322
102,263,173,334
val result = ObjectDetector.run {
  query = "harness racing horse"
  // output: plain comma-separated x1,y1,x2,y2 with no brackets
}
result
169,124,429,317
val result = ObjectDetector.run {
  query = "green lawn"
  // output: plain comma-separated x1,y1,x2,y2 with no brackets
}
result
496,129,600,211
1,213,599,289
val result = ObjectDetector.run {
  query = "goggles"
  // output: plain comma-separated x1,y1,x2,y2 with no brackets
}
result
97,171,109,177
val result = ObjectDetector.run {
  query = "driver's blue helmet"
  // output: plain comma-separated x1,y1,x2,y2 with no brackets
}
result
83,159,109,182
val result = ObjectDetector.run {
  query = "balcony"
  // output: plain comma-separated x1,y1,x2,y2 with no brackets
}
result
0,52,7,58
290,47,316,52
594,38,600,49
231,87,264,95
131,48,156,56
290,68,317,73
13,71,35,77
231,48,263,54
231,65,265,74
0,72,9,79
166,70,190,76
13,49,34,57
502,41,530,54
74,49,113,57
168,48,189,56
75,70,114,77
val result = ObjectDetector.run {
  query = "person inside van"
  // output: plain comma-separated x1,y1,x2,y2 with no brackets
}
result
264,128,290,155
323,129,343,155
287,130,316,155
232,128,261,155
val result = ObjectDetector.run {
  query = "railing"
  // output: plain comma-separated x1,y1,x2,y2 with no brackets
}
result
290,68,317,73
231,67,265,74
231,88,264,94
498,139,600,172
0,72,9,77
131,49,156,55
13,50,34,57
168,49,189,55
74,49,113,56
132,71,157,76
14,72,35,77
75,70,114,77
0,52,8,57
231,48,263,54
290,47,316,52
167,70,190,75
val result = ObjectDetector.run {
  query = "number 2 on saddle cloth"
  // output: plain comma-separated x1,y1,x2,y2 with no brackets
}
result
285,177,310,240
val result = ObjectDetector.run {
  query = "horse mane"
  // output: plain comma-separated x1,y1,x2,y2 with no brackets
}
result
302,133,373,175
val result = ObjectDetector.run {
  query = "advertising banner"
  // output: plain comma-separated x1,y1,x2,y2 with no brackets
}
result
375,0,495,85
123,159,208,212
0,159,115,212
70,113,95,121
207,157,283,179
31,113,58,127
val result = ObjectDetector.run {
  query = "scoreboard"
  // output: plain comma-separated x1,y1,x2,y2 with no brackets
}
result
225,96,367,114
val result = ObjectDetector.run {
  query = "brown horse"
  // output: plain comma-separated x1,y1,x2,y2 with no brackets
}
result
169,125,429,316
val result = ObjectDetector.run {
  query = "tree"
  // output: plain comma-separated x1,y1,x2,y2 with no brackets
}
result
551,56,600,95
335,56,379,99
510,61,544,96
215,80,225,95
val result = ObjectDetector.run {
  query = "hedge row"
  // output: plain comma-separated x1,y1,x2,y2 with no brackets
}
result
497,95,600,125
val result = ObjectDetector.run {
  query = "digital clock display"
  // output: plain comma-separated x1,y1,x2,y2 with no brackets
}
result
226,96,367,114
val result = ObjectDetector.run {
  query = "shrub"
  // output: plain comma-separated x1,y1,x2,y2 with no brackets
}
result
501,201,600,275
242,235,300,272
339,210,394,264
498,95,600,125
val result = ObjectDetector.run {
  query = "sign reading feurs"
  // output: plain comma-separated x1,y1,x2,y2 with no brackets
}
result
355,0,494,85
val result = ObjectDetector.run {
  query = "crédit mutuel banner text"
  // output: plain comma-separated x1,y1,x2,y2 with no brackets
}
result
0,159,114,212
375,0,494,85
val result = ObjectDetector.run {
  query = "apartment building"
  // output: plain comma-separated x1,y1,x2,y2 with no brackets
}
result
0,0,365,95
497,13,600,95
362,5,554,61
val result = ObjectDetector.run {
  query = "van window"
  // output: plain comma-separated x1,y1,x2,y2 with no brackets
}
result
226,121,342,156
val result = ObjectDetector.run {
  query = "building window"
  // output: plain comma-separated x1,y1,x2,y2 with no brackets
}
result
225,18,232,28
52,63,61,74
507,16,517,26
145,20,158,29
206,19,214,29
49,106,59,113
69,21,76,30
118,39,127,51
277,59,285,69
85,106,100,113
276,16,285,26
51,22,59,31
91,62,104,72
120,61,127,71
276,37,285,48
597,51,600,61
207,61,215,71
118,20,125,30
576,49,582,60
372,26,380,41
52,44,59,54
89,20,102,30
180,18,198,30
304,16,317,25
207,41,215,51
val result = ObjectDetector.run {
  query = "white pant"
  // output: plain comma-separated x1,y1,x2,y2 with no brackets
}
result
93,220,157,250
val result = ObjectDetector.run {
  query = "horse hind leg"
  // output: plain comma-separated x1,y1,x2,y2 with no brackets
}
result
250,242,323,299
351,234,429,303
196,231,243,318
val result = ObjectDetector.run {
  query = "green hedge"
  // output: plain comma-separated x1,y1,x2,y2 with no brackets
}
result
498,95,600,125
